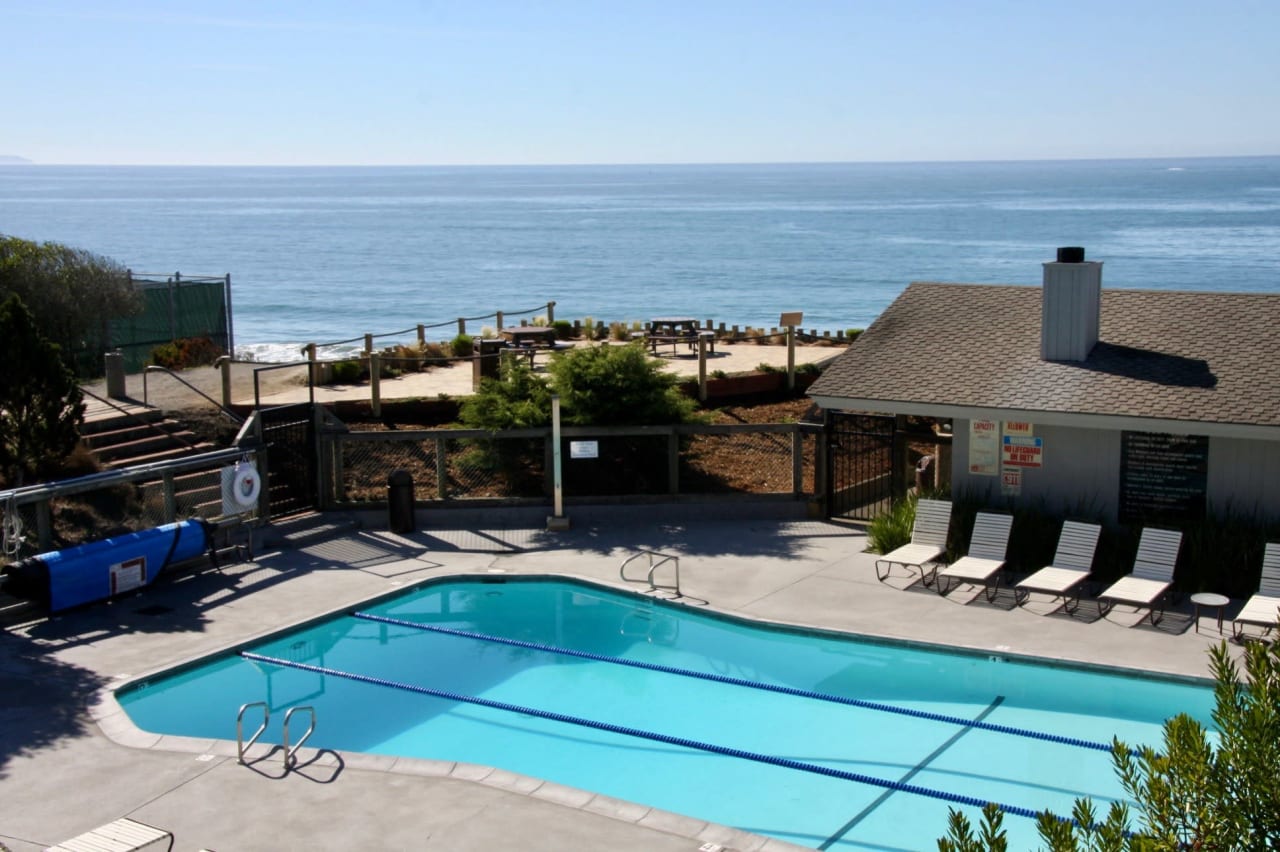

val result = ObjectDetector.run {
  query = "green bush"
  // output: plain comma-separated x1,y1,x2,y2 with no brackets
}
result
552,320,573,340
548,343,700,426
149,336,225,370
845,328,864,341
330,359,362,384
459,358,552,431
450,333,474,357
866,492,922,555
797,361,823,376
756,362,780,374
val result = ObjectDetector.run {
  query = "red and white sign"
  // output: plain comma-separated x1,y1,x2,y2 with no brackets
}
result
1002,435,1043,468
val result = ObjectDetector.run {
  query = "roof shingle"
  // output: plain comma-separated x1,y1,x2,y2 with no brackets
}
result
808,283,1280,428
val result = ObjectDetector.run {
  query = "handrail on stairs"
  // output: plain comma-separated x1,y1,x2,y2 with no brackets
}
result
80,386,204,453
142,365,246,425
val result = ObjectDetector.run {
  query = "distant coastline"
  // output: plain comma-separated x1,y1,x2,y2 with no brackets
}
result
0,155,33,165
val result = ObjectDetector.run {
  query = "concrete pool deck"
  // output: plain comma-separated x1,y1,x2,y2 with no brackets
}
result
0,509,1243,852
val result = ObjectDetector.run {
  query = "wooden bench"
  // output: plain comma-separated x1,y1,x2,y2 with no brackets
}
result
47,817,174,852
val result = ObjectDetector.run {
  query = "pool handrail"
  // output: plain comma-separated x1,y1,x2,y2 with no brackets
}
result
620,549,681,597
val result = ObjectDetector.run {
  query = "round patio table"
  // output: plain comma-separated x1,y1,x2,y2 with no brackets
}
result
1190,592,1230,634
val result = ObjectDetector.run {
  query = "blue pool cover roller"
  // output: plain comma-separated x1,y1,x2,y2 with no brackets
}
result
3,519,211,612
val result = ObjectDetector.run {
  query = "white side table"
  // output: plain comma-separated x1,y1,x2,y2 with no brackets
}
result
1191,592,1230,634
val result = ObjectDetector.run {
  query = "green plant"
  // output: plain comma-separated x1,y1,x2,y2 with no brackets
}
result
866,492,922,555
756,362,780,373
547,343,699,426
710,369,728,379
450,333,475,357
610,321,631,341
846,328,864,341
552,319,573,340
797,361,822,376
459,358,552,431
0,294,84,487
939,639,1280,851
330,359,362,384
149,336,225,370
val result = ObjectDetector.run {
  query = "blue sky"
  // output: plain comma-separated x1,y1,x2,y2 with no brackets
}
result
4,0,1277,165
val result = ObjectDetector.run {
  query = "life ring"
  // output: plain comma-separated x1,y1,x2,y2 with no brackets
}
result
232,464,261,508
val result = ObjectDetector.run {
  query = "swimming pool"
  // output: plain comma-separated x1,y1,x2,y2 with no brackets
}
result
117,576,1215,850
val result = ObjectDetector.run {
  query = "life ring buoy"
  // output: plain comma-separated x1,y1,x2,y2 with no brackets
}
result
232,464,261,508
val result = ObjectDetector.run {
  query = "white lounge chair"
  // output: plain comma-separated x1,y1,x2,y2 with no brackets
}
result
1097,527,1182,625
874,498,952,585
47,817,173,851
935,512,1014,600
1014,521,1102,614
1232,542,1280,639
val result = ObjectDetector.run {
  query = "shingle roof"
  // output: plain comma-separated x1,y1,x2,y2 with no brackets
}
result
808,283,1280,429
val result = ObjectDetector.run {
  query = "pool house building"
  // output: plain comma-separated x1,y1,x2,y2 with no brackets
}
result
808,248,1280,528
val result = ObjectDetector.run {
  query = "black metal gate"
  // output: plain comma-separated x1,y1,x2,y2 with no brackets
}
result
259,403,317,520
827,412,896,519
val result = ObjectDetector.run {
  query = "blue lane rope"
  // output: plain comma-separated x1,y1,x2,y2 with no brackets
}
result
239,650,1048,822
350,611,1128,756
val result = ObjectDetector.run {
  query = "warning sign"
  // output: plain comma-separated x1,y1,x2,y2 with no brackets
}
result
1001,467,1022,495
1002,435,1043,468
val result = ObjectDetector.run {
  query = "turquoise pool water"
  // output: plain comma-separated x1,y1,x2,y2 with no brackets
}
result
118,577,1215,850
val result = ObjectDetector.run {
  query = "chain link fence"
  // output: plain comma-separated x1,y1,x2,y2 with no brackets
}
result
327,423,820,507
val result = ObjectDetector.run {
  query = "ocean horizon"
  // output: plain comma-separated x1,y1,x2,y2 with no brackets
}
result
3,156,1278,362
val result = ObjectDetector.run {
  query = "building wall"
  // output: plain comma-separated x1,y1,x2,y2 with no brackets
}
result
1208,436,1280,521
951,419,1120,519
950,421,1280,524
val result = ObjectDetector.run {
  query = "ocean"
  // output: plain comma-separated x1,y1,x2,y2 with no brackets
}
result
2,157,1278,361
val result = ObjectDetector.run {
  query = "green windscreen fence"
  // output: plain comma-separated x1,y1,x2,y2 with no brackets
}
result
77,274,233,375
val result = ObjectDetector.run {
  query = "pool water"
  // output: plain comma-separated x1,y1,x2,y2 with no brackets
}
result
118,577,1215,850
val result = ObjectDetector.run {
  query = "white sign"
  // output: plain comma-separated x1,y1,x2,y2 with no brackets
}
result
969,419,999,476
1001,467,1023,495
1003,420,1034,438
1002,435,1044,468
109,556,146,595
570,440,599,459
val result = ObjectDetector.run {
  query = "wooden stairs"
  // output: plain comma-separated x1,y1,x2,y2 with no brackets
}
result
80,401,218,469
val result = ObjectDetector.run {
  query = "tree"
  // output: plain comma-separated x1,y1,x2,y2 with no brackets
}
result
0,294,85,487
458,357,554,431
545,342,698,426
938,639,1280,851
0,234,139,372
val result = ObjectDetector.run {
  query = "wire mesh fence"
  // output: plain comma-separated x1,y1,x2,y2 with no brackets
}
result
328,423,820,506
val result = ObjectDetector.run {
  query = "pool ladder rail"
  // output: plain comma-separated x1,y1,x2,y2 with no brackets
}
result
619,549,681,598
236,701,316,770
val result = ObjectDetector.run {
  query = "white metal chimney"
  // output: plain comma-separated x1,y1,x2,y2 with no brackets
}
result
1041,246,1102,361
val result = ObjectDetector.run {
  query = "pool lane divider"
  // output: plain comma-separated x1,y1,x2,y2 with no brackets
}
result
348,611,1130,756
238,649,1049,822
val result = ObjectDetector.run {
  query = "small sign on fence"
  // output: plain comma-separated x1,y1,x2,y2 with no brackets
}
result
570,441,599,459
779,311,804,327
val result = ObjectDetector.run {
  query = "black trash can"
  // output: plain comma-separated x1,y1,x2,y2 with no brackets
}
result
387,469,415,533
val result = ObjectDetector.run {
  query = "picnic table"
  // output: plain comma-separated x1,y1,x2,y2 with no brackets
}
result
501,326,558,347
645,317,715,356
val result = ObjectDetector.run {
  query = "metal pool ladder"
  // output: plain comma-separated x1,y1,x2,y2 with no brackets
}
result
620,549,681,597
237,701,317,770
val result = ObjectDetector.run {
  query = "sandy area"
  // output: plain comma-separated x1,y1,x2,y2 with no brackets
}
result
82,339,846,416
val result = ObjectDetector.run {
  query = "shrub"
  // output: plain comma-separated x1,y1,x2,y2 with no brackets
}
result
552,320,573,340
866,492,921,555
711,369,728,379
547,343,699,426
797,361,822,376
582,316,598,340
610,321,631,341
756,362,780,373
149,336,225,370
330,359,362,384
450,333,474,357
845,328,864,341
